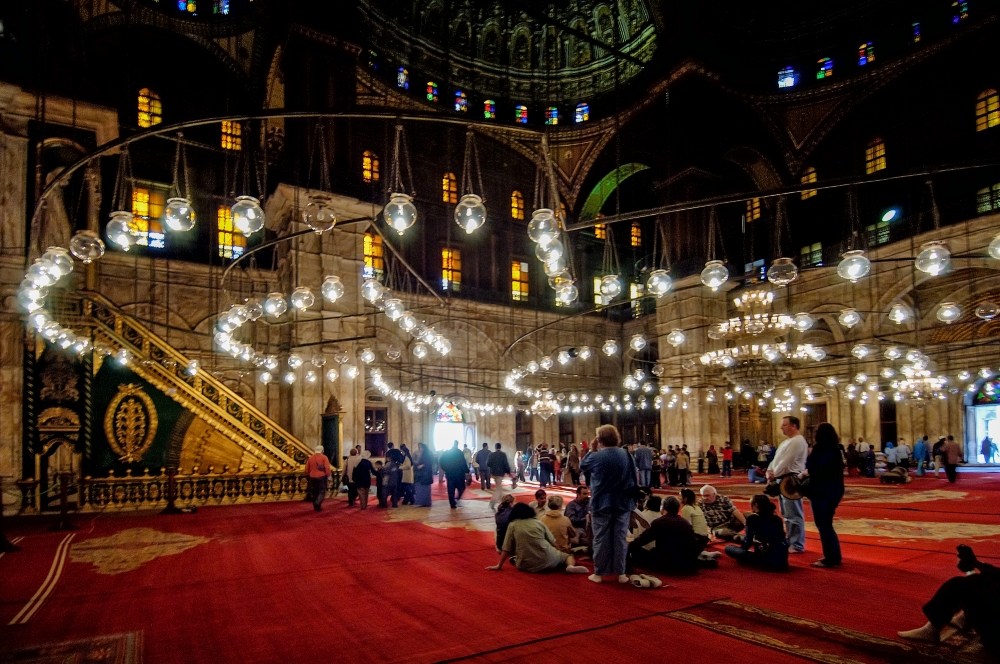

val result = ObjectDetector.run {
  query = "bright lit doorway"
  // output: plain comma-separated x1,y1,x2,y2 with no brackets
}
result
433,403,476,452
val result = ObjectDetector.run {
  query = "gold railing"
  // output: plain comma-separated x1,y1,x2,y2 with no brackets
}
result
77,293,310,470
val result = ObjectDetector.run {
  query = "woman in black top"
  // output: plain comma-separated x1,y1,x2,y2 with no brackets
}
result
804,422,845,568
724,495,788,570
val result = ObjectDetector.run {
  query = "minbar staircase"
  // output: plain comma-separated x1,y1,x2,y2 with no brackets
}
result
73,292,309,471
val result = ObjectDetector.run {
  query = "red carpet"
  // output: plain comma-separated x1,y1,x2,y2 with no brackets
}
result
1,474,997,663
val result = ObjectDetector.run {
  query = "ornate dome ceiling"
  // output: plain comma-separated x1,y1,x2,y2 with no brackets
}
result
358,0,658,105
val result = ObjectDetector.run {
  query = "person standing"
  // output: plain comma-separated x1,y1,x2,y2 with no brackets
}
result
352,453,377,510
865,445,877,478
706,445,720,475
306,445,332,512
528,447,539,482
896,438,911,471
944,435,962,483
803,422,845,568
721,442,733,478
981,436,996,464
462,443,474,478
858,437,869,454
767,415,808,554
579,425,637,584
399,445,415,505
538,445,554,488
440,441,469,508
474,443,492,490
675,446,690,486
633,441,653,488
932,437,946,478
884,442,898,470
412,443,434,507
665,446,677,486
516,449,527,484
343,448,362,507
568,445,582,486
913,436,928,477
487,443,512,510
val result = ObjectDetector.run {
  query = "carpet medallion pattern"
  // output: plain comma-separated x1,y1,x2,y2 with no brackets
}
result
69,528,211,575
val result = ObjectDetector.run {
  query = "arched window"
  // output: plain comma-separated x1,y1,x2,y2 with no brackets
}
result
866,138,886,174
482,27,501,63
569,19,592,66
362,151,379,183
454,91,467,113
221,120,242,151
131,188,165,249
442,172,457,204
484,100,496,119
953,1,968,23
746,198,761,221
515,105,528,124
817,58,833,79
397,67,409,90
512,31,532,70
777,67,798,89
800,167,817,199
426,82,438,102
363,232,384,280
575,103,590,123
858,42,875,66
217,206,245,259
442,248,461,290
630,221,641,247
511,190,524,219
912,22,922,43
178,0,196,12
977,90,999,132
545,107,559,125
137,88,161,128
511,261,529,301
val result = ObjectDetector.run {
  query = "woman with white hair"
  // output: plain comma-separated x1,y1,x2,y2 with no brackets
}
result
305,445,332,512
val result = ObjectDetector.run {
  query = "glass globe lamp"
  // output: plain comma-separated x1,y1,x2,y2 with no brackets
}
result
244,298,263,321
700,260,729,291
630,334,647,351
164,197,195,232
603,339,619,356
543,257,567,278
666,329,685,347
386,193,417,235
539,355,554,370
989,233,1000,260
646,269,672,297
884,346,904,360
837,250,871,282
321,276,345,303
384,298,404,321
69,230,105,264
651,364,665,377
302,193,336,234
808,346,826,361
915,241,951,276
888,303,912,325
333,350,350,364
851,344,871,359
838,308,862,328
556,281,579,304
326,369,339,382
527,209,558,245
232,196,265,235
386,346,401,361
578,346,592,360
412,343,428,359
311,354,327,368
41,247,74,278
398,311,417,332
937,302,961,324
343,364,359,379
536,238,565,263
287,353,304,369
454,194,486,235
259,371,273,384
557,350,571,365
27,309,51,330
361,279,384,303
263,292,287,317
976,301,999,320
436,337,452,355
360,348,376,364
600,275,623,298
106,211,137,251
767,257,798,286
793,312,814,332
283,371,297,384
290,286,315,310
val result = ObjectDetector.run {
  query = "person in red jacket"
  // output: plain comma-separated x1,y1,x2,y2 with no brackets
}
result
721,442,734,478
306,445,332,511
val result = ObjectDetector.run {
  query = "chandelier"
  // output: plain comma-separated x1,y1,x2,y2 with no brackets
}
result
531,396,561,421
890,366,948,402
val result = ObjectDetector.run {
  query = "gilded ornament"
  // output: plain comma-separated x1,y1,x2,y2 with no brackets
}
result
104,383,159,463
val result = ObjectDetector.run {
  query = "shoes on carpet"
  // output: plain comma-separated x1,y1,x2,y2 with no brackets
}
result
588,574,602,584
566,565,589,574
898,622,940,643
811,559,841,568
618,574,630,584
790,548,806,554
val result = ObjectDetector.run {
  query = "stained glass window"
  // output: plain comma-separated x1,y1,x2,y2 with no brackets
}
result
777,67,798,89
484,100,496,119
221,120,242,151
512,261,529,301
575,103,590,123
217,206,245,259
397,67,409,89
865,221,891,246
953,1,969,23
511,190,524,220
442,172,457,204
515,105,528,124
630,221,641,248
178,0,196,12
131,188,165,249
454,90,467,113
912,22,921,43
630,282,642,314
974,380,1000,405
817,58,833,79
426,82,438,102
977,90,999,132
594,222,606,239
545,107,559,125
364,232,384,280
594,277,607,306
858,42,875,66
866,138,886,174
800,242,822,267
436,403,464,422
363,151,379,183
137,88,161,128
213,0,229,14
800,168,817,199
442,248,461,291
977,184,1000,213
746,198,761,221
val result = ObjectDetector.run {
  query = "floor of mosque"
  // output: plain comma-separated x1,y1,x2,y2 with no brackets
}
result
1,473,998,664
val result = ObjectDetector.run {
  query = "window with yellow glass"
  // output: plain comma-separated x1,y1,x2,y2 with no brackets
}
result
217,206,246,259
363,232,384,280
221,121,242,151
630,221,641,247
131,188,165,248
442,172,457,204
865,138,886,174
511,261,529,301
442,248,461,291
511,190,524,220
363,151,380,183
138,88,162,128
594,222,607,240
746,198,761,221
800,168,817,200
976,90,999,132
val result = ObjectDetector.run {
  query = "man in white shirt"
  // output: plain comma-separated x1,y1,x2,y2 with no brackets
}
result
767,415,809,553
344,448,362,507
896,438,911,471
858,437,870,454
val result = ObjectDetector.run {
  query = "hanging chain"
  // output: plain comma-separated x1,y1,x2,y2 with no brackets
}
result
707,206,716,261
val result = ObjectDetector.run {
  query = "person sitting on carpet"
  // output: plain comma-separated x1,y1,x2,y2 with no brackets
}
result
488,503,590,574
540,496,577,553
631,495,663,547
680,489,710,549
627,496,700,575
494,494,515,553
747,463,768,484
898,544,1000,657
723,495,789,570
564,486,591,531
529,489,548,516
699,485,747,541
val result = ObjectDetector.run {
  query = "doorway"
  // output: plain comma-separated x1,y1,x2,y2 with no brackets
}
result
803,403,828,444
433,403,476,453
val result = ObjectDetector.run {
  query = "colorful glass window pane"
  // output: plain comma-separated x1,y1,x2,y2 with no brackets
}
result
953,1,969,23
512,261,529,301
131,188,165,249
977,184,1000,213
213,0,229,14
217,206,245,259
858,42,875,66
426,82,438,102
137,88,161,128
575,103,590,123
454,91,467,113
511,191,524,220
777,67,798,89
484,100,496,119
817,58,833,79
800,242,822,267
442,248,461,291
436,403,464,422
594,277,606,306
442,172,457,204
221,120,242,151
866,138,886,174
515,105,528,124
545,107,559,125
363,232,384,280
363,151,380,183
912,22,921,43
594,222,606,239
976,90,999,132
800,168,817,199
178,0,196,11
630,221,641,247
746,198,761,221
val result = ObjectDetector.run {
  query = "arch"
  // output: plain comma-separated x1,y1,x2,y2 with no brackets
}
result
542,25,562,70
452,19,473,55
480,24,501,63
594,5,615,55
421,3,443,41
578,163,650,221
511,28,532,70
569,19,592,66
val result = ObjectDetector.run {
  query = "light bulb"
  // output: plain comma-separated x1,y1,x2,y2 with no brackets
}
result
454,194,486,235
290,286,315,310
386,193,417,235
646,269,672,297
600,274,623,298
361,279,384,303
793,312,813,331
557,350,571,365
602,339,619,356
244,298,263,321
989,233,1000,260
666,329,685,347
976,301,999,320
851,344,871,359
343,364,359,379
386,346,401,361
398,311,417,331
540,355,554,370
838,308,862,328
106,211,137,251
884,346,904,360
915,241,950,276
937,302,961,324
888,303,912,325
41,247,74,278
321,276,345,303
287,353,304,369
837,250,871,282
630,334,647,351
578,346,592,360
556,281,579,304
326,369,339,382
283,371,297,384
384,298,404,321
360,348,376,364
767,257,798,286
232,196,265,235
527,209,559,245
302,193,337,233
263,292,287,317
700,260,729,291
69,230,106,264
164,197,195,232
412,343,428,359
305,370,317,383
